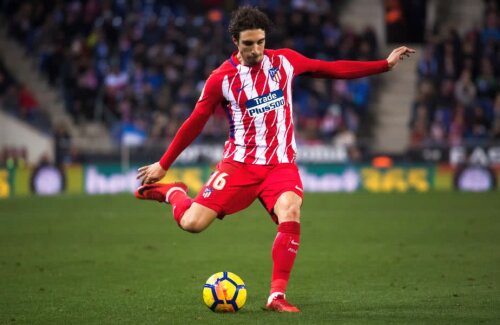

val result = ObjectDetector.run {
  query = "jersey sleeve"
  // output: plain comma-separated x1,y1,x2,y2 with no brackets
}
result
281,48,389,79
159,73,223,170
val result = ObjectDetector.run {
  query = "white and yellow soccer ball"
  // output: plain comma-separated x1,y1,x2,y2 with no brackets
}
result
203,271,247,312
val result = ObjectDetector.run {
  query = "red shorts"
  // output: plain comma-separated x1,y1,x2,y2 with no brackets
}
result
194,159,303,223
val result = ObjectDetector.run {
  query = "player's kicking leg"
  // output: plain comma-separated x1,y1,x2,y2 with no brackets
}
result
135,183,218,233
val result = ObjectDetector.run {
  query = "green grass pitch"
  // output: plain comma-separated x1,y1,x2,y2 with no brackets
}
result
1,192,499,324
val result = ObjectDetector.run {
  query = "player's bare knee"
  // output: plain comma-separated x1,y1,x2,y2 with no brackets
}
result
179,204,217,233
275,193,302,223
286,204,301,222
180,216,205,233
277,202,301,223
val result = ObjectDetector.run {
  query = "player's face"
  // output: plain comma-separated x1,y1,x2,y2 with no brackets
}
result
235,29,266,66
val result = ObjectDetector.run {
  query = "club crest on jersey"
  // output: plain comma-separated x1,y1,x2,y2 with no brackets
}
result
203,187,213,198
269,67,281,82
246,89,285,117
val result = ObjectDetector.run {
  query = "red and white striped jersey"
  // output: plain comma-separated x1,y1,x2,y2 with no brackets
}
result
210,49,300,164
159,48,388,170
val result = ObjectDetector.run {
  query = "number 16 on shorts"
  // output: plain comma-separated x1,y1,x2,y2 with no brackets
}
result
203,171,228,198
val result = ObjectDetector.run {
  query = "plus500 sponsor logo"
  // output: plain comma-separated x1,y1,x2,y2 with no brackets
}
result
246,90,285,117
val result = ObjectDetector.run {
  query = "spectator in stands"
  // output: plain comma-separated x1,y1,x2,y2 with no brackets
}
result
448,104,465,146
409,104,430,149
17,83,39,120
54,122,71,166
481,9,500,43
319,104,343,141
411,80,436,123
429,110,447,146
476,57,498,99
104,64,128,102
436,78,456,109
417,46,439,81
466,104,492,142
75,66,99,121
455,68,478,107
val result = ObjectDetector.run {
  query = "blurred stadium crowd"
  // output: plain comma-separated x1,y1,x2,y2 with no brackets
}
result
0,0,378,158
1,0,499,168
409,0,500,150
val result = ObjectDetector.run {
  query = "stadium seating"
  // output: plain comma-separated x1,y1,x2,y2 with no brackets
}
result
0,0,379,163
408,0,500,151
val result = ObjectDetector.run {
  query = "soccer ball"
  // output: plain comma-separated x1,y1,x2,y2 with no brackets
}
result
203,271,247,312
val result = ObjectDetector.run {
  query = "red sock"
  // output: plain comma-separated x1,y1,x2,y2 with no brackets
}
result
270,221,300,294
168,190,193,226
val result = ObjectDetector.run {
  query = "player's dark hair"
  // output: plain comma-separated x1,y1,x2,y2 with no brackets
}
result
228,6,272,41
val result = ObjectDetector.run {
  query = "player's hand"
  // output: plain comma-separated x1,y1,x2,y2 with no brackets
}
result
136,162,167,185
386,46,416,70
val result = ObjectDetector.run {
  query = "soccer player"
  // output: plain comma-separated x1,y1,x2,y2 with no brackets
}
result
136,6,414,312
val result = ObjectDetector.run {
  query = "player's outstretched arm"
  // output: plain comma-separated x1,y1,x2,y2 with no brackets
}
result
386,46,416,70
137,162,166,185
283,47,415,80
